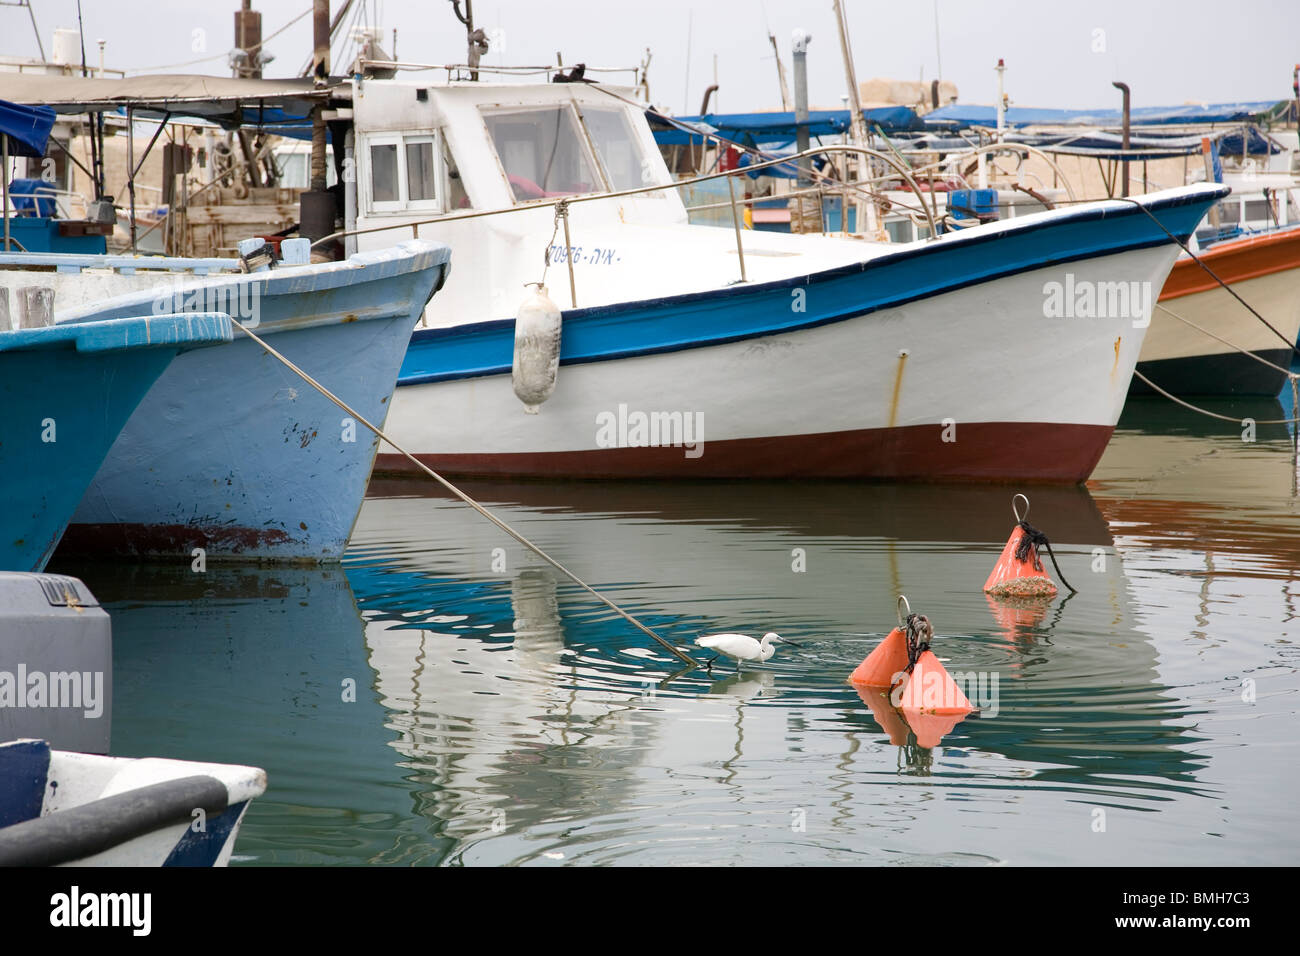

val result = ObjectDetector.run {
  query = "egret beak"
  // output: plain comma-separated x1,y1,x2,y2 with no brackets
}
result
780,637,802,647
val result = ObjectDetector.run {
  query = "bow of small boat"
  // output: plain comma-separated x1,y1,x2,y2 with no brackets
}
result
0,739,266,867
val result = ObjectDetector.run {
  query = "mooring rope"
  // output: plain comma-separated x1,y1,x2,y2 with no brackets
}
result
1015,519,1078,593
229,317,700,669
1131,369,1300,424
1155,303,1295,376
902,613,931,675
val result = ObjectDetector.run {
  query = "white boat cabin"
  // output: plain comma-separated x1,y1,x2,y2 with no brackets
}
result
342,78,885,325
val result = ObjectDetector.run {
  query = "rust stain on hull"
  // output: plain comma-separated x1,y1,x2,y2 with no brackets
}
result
888,350,909,429
56,522,298,561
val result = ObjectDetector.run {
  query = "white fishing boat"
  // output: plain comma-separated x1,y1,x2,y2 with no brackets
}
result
330,76,1224,482
0,738,265,866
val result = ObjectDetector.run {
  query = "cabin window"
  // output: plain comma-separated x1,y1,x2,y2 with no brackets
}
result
364,133,442,214
582,107,655,192
370,143,400,204
482,106,601,202
1243,198,1273,225
406,141,436,202
272,150,338,189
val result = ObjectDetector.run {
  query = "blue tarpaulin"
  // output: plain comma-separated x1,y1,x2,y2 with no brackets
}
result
0,98,55,157
923,100,1284,129
651,106,923,147
991,128,1277,160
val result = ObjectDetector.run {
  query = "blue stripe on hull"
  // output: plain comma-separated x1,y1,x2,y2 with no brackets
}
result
162,800,248,867
398,189,1223,387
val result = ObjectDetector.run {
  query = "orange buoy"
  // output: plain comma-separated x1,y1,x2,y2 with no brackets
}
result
984,493,1058,598
848,595,923,687
851,597,974,747
848,627,910,686
892,649,974,715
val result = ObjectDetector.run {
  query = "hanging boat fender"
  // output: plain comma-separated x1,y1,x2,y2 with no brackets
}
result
511,283,563,414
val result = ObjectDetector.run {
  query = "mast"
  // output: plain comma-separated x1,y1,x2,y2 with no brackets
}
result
769,31,792,112
832,0,877,237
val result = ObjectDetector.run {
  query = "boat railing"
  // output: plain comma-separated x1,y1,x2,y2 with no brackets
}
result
903,142,1080,204
357,59,642,84
0,251,240,276
312,144,939,296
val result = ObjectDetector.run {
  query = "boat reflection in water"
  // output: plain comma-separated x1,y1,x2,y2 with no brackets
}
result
346,478,1218,865
43,561,422,865
53,415,1300,865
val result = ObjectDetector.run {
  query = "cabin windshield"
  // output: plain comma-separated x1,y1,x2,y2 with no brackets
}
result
483,106,602,202
581,106,653,191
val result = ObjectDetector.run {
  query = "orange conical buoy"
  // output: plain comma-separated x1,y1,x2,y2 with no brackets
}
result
848,626,910,686
893,649,974,715
984,494,1057,598
850,597,975,749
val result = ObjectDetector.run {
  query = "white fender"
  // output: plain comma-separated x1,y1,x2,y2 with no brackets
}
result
511,284,563,413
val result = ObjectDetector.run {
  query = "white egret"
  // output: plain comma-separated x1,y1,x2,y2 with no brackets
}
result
695,632,799,671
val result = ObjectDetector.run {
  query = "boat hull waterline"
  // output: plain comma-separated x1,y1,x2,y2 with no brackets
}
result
380,186,1225,483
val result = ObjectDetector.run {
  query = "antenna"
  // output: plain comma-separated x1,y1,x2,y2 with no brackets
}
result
683,11,693,115
933,0,943,83
9,0,47,63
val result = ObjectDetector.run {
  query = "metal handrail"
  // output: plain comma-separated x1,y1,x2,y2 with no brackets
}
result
942,142,1079,203
311,143,940,250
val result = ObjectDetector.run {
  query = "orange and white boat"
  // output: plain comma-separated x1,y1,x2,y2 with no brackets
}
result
1138,217,1300,397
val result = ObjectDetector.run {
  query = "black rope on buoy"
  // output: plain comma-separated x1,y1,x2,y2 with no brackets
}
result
903,613,932,674
1016,520,1078,594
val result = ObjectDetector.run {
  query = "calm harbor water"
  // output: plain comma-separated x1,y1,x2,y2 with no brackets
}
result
51,394,1300,866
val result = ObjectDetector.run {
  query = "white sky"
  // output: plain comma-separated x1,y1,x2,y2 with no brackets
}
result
4,1,1298,115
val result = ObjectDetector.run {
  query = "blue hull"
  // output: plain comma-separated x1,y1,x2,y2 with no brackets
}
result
53,242,450,562
0,313,232,571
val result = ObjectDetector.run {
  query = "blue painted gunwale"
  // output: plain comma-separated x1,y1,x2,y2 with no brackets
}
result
0,313,232,572
398,186,1228,387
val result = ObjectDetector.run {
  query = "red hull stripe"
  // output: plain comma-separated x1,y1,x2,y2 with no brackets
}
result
374,421,1115,483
